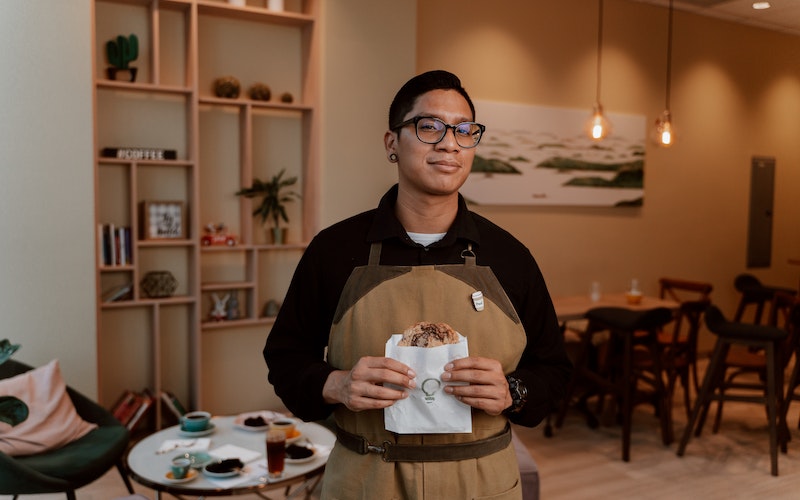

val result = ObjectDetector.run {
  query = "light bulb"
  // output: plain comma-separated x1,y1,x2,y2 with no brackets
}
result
585,104,611,142
654,109,675,147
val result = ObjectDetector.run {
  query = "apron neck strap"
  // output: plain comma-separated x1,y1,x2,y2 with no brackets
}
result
461,243,476,266
369,241,476,266
368,242,382,266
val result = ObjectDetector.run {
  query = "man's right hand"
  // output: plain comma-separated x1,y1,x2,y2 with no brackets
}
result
322,356,416,411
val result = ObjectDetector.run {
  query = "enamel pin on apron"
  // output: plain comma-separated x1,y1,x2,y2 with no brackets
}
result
472,291,484,311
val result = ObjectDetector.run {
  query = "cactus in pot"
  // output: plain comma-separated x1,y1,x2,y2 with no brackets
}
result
106,34,139,82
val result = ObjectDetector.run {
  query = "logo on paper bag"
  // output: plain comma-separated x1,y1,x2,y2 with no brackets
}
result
421,378,442,403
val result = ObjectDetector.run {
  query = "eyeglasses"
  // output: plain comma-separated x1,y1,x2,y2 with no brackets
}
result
393,116,486,149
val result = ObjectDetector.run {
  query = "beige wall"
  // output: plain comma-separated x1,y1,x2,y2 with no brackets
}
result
416,0,800,340
0,0,97,395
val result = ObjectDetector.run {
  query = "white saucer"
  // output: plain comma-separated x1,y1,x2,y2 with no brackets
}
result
177,422,215,437
164,469,198,484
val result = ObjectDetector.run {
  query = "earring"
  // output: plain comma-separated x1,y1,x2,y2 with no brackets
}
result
388,153,398,163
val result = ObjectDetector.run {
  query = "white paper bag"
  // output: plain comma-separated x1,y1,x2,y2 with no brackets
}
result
384,333,472,434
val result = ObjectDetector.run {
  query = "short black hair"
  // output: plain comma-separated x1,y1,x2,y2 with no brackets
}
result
388,70,475,130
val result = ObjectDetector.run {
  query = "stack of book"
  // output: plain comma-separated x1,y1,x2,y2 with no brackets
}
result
111,389,187,431
98,223,132,267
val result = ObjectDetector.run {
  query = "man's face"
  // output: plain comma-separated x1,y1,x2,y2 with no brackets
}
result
387,89,476,198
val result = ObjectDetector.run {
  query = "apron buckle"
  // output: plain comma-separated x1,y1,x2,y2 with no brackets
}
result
366,441,391,461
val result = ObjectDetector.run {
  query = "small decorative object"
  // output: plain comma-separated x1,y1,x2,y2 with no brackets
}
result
263,299,280,317
227,291,241,320
235,169,300,244
227,0,246,5
210,293,230,321
106,34,139,82
140,201,186,240
213,76,241,98
101,147,177,160
267,0,284,11
140,271,178,298
248,83,272,101
201,222,237,246
280,92,294,104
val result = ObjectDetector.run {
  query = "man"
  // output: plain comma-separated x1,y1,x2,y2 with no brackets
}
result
265,70,571,499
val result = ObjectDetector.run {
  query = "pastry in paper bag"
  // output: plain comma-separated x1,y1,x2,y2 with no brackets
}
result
384,322,472,434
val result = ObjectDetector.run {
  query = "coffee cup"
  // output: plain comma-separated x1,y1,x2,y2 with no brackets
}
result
171,456,192,479
270,418,296,437
180,410,211,432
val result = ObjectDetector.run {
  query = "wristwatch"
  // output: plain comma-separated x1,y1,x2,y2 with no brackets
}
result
505,375,528,414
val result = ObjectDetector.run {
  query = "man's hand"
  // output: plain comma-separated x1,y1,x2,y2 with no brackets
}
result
322,356,416,412
442,357,512,416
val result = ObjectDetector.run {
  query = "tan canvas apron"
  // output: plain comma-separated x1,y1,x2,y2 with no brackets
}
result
323,242,527,500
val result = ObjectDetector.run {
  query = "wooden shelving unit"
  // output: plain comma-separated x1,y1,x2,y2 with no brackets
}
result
92,0,319,425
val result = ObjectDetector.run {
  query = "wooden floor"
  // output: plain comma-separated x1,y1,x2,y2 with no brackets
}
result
6,361,800,499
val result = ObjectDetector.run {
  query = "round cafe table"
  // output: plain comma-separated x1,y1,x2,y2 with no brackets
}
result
126,415,334,499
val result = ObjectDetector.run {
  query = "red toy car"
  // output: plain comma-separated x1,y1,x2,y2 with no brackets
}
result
201,223,237,246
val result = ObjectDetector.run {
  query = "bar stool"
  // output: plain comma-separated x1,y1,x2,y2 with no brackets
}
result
677,305,788,476
733,273,796,324
555,306,674,461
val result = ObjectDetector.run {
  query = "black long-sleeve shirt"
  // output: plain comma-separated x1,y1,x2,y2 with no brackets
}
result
264,185,572,427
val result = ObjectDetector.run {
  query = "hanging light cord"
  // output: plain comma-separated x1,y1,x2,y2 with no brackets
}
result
595,0,604,105
665,0,674,110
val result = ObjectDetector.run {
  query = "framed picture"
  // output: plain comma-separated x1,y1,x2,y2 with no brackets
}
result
140,201,186,240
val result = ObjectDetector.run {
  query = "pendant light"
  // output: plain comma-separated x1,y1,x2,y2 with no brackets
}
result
654,0,676,147
585,0,611,142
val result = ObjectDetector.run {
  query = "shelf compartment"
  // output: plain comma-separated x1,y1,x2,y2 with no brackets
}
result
197,0,313,26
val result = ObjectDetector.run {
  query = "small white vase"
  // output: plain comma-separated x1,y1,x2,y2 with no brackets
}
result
267,0,284,11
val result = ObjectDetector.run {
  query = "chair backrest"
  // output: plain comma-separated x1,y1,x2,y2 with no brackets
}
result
664,298,711,352
659,277,713,303
769,292,800,368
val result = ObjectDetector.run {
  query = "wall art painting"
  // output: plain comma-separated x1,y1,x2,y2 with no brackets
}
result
462,100,646,207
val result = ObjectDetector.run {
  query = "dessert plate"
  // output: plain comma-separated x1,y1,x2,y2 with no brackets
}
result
233,411,283,432
285,444,316,464
203,458,245,478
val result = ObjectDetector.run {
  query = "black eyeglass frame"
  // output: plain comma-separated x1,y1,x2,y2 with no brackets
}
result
392,116,486,149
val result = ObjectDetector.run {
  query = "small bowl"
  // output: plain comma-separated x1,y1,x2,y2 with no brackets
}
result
180,411,212,432
625,292,643,305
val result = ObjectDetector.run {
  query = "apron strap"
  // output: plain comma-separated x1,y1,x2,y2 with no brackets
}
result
461,243,476,266
368,242,382,266
371,241,475,266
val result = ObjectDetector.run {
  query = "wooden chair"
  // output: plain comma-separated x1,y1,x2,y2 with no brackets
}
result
556,306,674,461
656,278,713,413
677,305,789,476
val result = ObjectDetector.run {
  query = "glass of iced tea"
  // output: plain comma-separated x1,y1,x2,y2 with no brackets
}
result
266,429,286,479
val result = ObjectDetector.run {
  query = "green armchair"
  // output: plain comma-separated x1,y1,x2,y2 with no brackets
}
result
0,359,134,500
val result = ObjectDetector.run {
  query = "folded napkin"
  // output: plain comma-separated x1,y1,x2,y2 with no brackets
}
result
209,444,262,463
156,438,210,455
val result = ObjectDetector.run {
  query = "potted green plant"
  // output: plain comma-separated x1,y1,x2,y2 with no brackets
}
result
236,169,301,244
0,339,27,427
